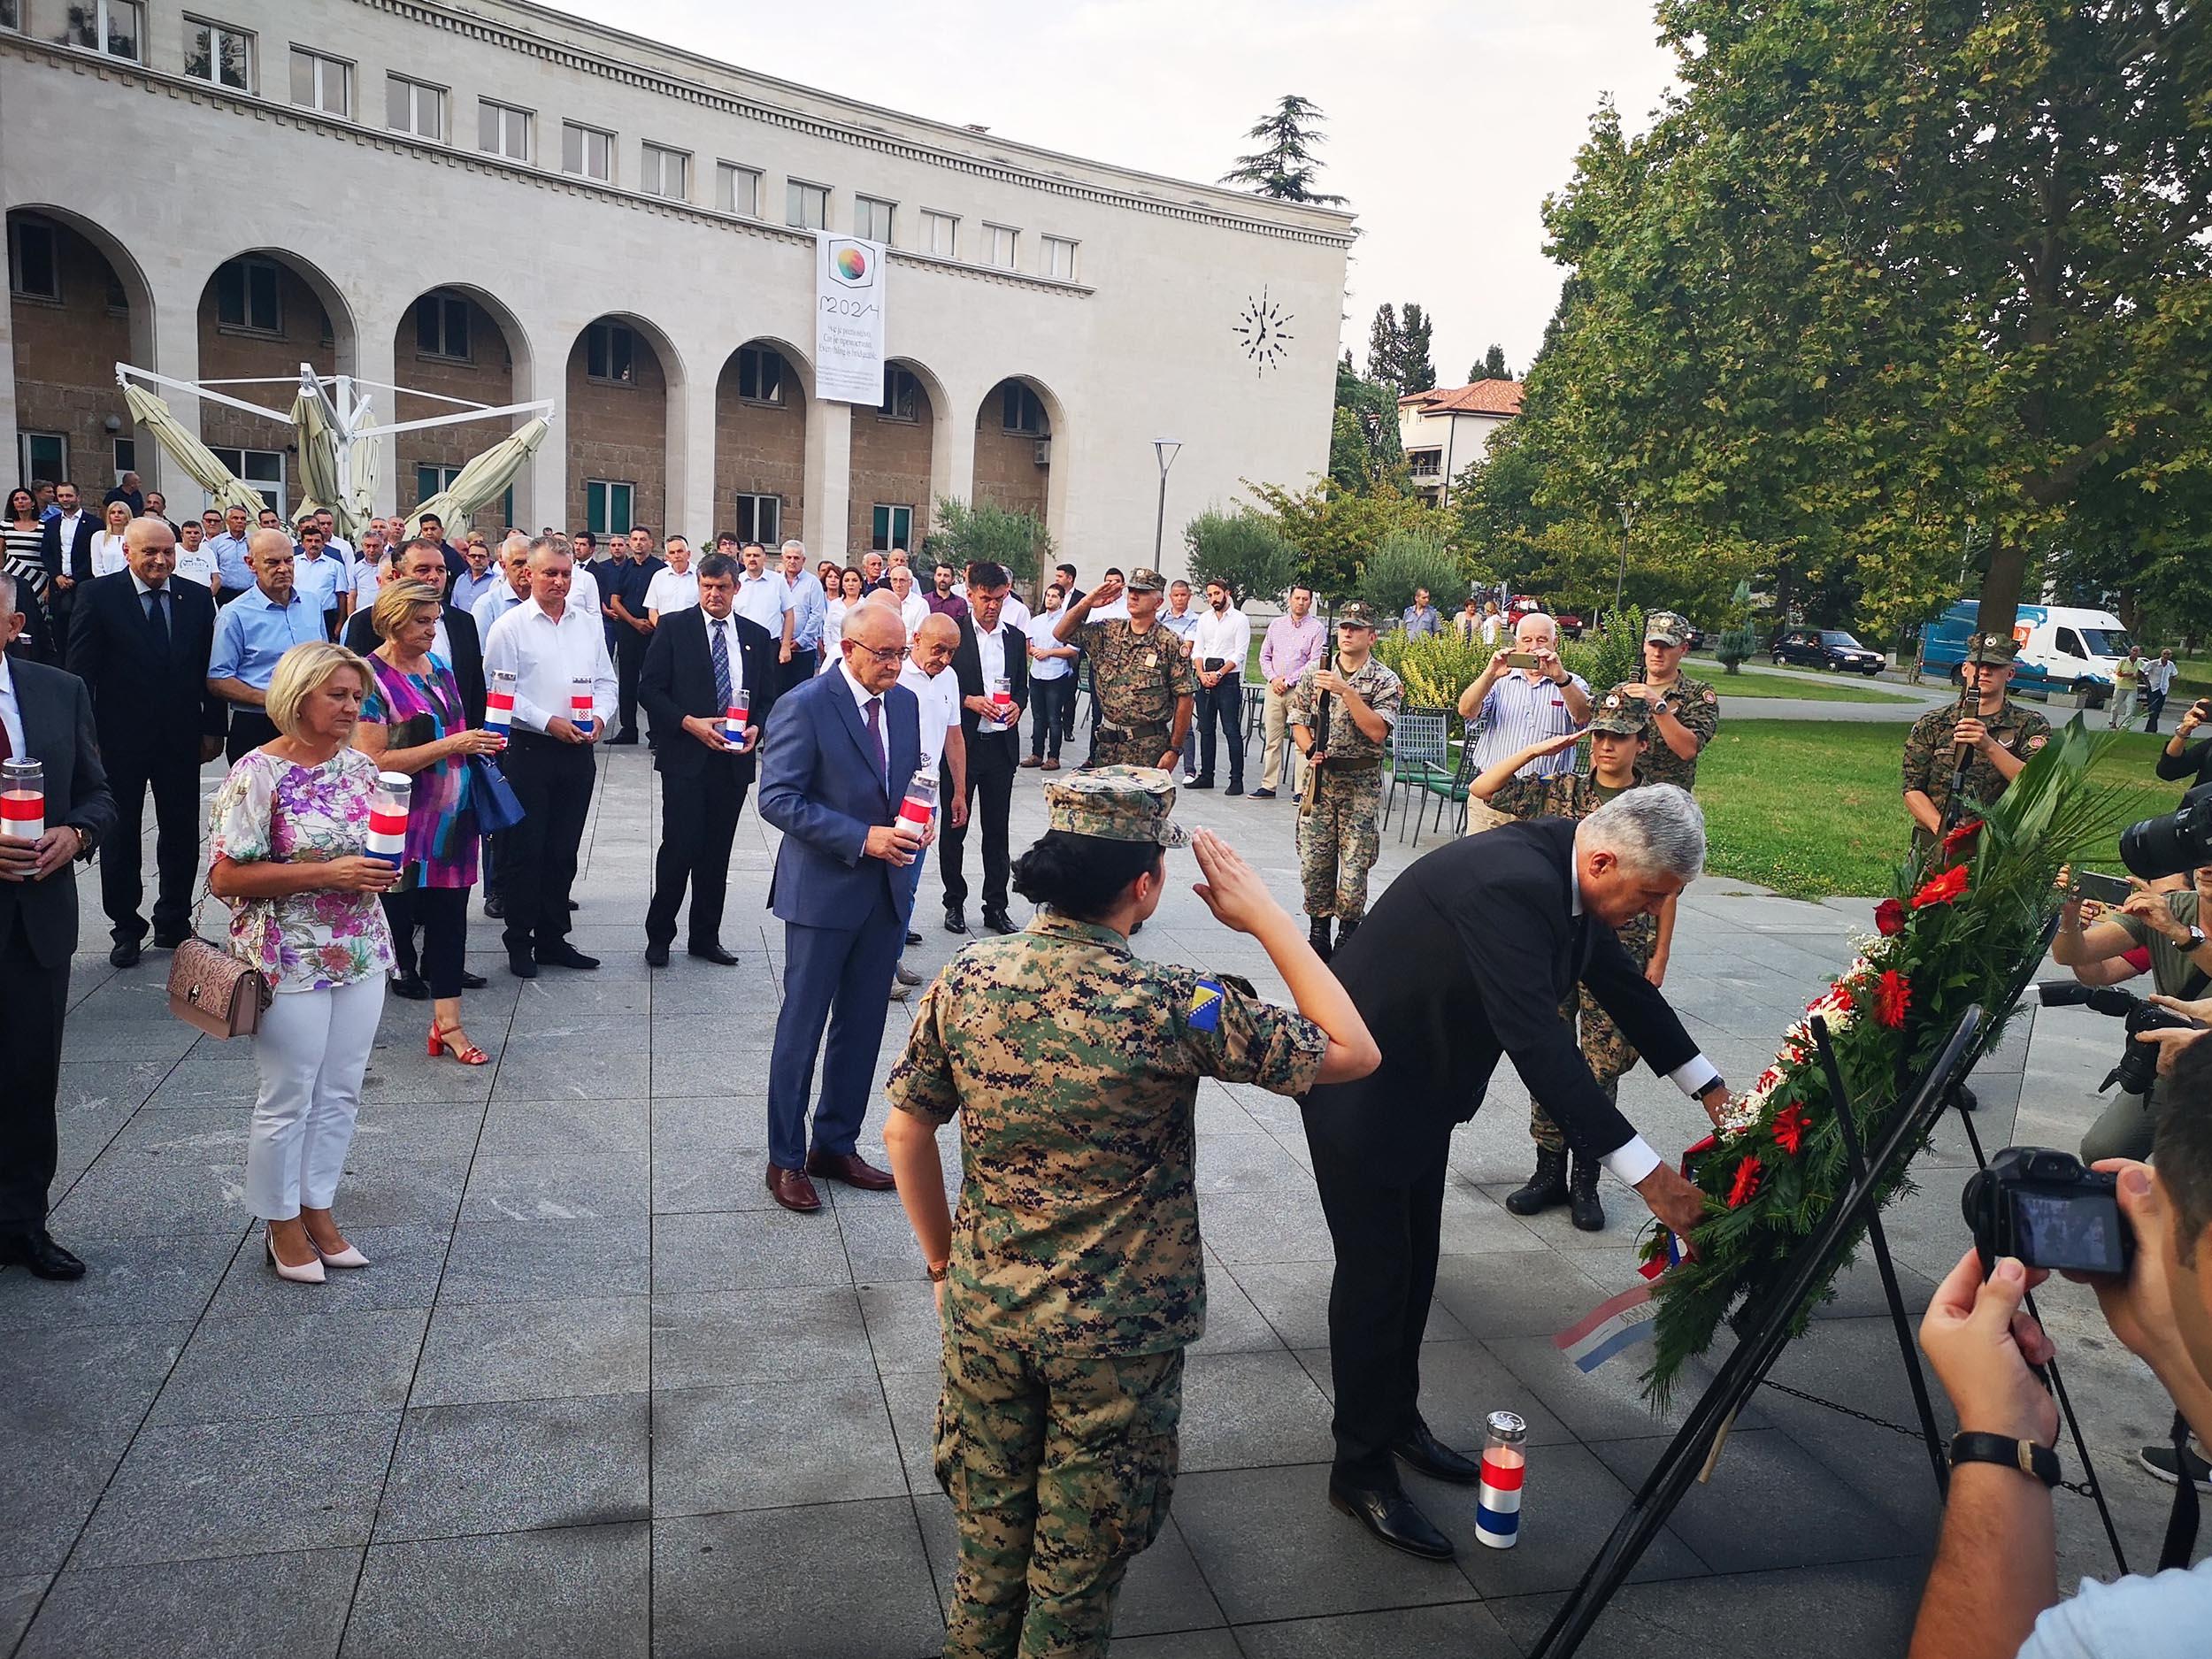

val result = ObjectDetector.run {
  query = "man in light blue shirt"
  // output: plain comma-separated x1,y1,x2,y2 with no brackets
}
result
776,538,828,690
1401,588,1442,638
206,530,326,758
290,521,345,633
208,503,254,601
451,537,502,615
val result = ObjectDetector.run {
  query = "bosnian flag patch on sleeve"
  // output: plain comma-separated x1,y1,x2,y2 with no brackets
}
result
1187,979,1225,1033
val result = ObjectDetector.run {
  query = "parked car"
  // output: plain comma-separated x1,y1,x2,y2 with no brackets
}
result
1555,610,1585,640
1504,594,1547,626
1917,601,2131,704
1771,627,1886,675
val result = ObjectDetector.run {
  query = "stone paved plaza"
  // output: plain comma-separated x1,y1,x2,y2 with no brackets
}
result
0,744,2186,1657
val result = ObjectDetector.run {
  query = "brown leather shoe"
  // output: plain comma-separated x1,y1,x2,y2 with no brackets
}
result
806,1149,896,1192
765,1162,823,1213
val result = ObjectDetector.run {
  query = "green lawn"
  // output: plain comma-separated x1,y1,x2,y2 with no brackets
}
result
1698,722,2180,901
1709,668,1916,704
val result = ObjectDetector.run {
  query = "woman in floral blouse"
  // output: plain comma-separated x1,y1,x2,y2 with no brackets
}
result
209,641,399,1285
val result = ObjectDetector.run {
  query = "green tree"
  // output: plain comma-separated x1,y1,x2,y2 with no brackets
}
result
933,496,1052,589
1469,343,1512,383
1184,507,1297,606
1395,303,1437,395
1356,525,1464,617
1219,95,1347,205
1243,476,1443,600
1331,357,1405,492
1365,304,1402,388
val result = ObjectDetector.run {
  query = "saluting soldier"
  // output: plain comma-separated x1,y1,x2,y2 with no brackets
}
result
1605,611,1719,790
1051,568,1195,771
883,770,1377,1659
1288,601,1402,962
1902,632,2051,852
1469,694,1672,1231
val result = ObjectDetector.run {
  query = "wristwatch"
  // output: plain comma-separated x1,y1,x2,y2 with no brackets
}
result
925,1262,949,1284
2184,925,2207,951
1948,1431,2060,1487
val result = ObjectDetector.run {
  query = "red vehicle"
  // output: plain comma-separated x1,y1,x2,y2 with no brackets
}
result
1555,610,1585,640
1502,595,1582,638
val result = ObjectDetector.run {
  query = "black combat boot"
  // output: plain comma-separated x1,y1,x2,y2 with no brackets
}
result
1568,1153,1607,1232
1335,915,1360,950
1504,1146,1569,1216
1308,917,1333,962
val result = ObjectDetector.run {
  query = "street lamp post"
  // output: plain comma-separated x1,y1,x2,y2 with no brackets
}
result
1153,440,1181,568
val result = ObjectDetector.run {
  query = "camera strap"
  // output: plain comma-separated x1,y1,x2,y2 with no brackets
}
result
2182,966,2210,1004
2158,1410,2200,1573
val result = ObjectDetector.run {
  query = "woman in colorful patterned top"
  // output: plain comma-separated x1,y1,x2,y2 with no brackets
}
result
209,641,398,1284
352,579,506,1064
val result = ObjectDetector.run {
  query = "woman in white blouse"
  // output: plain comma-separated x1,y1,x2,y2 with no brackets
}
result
818,566,867,674
88,498,134,578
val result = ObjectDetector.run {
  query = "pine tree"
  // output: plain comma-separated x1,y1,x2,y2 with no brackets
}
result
1469,343,1511,383
1397,303,1437,394
1366,304,1402,388
1220,96,1348,205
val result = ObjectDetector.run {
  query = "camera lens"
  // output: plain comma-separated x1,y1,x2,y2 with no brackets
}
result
2121,787,2212,881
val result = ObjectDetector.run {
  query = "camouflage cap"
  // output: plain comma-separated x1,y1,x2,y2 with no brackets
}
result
1043,765,1192,848
1335,601,1380,629
1963,631,2019,666
1125,567,1166,593
1645,611,1690,647
1587,692,1650,736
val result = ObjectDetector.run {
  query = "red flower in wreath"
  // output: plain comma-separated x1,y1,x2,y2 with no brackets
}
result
1940,818,1985,856
1873,897,1908,936
1772,1103,1810,1156
1727,1156,1764,1208
1911,864,1970,910
1876,969,1912,1029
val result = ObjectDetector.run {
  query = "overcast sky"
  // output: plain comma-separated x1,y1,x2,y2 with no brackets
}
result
559,0,1681,386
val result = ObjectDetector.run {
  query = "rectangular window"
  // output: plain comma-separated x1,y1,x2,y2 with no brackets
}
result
983,223,1017,270
478,98,530,162
1041,235,1078,281
19,432,66,488
786,180,828,230
585,480,634,537
386,73,444,141
112,436,137,479
54,0,140,60
879,366,919,422
641,142,689,201
562,121,613,181
7,217,59,301
734,494,781,546
183,16,254,90
871,504,914,554
415,292,471,361
717,162,761,218
585,320,635,384
1407,448,1442,479
919,210,957,258
1002,382,1048,436
854,195,895,243
207,446,285,516
213,257,280,333
0,2,19,30
419,469,512,526
735,344,784,405
288,47,349,116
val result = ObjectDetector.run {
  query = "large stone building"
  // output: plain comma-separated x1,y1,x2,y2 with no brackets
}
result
0,0,1351,582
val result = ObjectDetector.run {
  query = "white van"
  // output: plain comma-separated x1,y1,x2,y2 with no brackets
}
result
1926,602,2134,699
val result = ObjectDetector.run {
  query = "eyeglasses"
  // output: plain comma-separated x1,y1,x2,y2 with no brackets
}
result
847,641,912,664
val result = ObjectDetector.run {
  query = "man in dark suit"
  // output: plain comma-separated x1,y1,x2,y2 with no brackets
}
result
37,481,96,664
938,562,1028,937
65,518,227,968
0,571,119,1279
342,536,487,723
1300,788,1730,1560
638,551,777,968
757,600,925,1214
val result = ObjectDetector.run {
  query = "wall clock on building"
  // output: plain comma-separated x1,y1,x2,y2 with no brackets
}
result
1233,289,1294,375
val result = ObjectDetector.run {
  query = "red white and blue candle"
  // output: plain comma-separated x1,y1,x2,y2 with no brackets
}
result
988,675,1014,727
569,676,595,739
485,668,517,737
0,758,44,842
899,767,938,832
366,772,411,868
724,687,750,747
1476,1409,1527,1549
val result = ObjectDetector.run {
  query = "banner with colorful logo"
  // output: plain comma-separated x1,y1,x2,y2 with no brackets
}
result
814,233,887,405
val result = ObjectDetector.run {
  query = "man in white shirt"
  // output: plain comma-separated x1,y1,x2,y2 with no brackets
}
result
888,565,929,640
1021,580,1078,769
643,534,698,624
481,539,617,979
450,535,501,615
1190,580,1254,795
892,609,966,995
733,541,796,653
169,518,220,594
2146,649,2181,733
349,527,388,613
311,508,355,572
1162,580,1203,780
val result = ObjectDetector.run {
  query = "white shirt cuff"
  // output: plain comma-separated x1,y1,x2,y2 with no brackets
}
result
1670,1055,1722,1099
1602,1136,1662,1186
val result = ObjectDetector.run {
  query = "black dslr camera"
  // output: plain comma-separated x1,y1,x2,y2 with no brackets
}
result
2035,980,2200,1098
2121,778,2212,881
1962,1147,2135,1277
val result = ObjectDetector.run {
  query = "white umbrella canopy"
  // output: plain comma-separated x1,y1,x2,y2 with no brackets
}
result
120,383,269,518
405,416,549,537
289,388,342,527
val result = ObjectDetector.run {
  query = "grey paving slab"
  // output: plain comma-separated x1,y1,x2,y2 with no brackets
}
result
476,1094,649,1158
1485,1333,1766,1445
151,1307,427,1425
45,1152,252,1238
651,1285,876,1389
1105,1632,1241,1658
879,1363,948,1493
435,1217,649,1304
0,1321,188,1432
342,1521,649,1659
0,1575,45,1654
1223,1257,1468,1352
19,1548,359,1659
202,1223,449,1317
1187,1263,1286,1357
374,1392,649,1541
409,1294,649,1406
649,1207,855,1294
458,1150,649,1224
858,1280,951,1374
1292,1342,1576,1451
1233,1602,1523,1658
0,1231,240,1331
0,1427,136,1574
651,1373,909,1517
1427,1249,1620,1342
1177,1349,1337,1473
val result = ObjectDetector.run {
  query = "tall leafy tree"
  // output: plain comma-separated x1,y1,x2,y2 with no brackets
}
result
1220,95,1348,205
1469,344,1512,383
1396,303,1437,394
1365,304,1402,388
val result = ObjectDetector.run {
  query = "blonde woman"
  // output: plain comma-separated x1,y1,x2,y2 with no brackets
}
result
88,498,134,579
209,641,397,1284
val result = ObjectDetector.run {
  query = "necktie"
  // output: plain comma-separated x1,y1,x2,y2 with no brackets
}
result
144,587,171,655
864,695,887,794
710,619,733,713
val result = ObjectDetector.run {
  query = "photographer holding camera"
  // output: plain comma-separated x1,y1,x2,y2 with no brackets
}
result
1911,1030,2212,1659
2156,697,2212,793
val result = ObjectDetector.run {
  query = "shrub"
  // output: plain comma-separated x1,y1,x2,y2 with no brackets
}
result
1717,624,1759,674
1561,603,1645,692
1357,526,1466,618
1372,634,1490,710
1185,508,1296,606
933,497,1052,589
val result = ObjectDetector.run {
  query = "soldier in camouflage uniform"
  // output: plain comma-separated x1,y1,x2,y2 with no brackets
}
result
883,769,1368,1659
1051,568,1196,772
1902,631,2051,855
1471,695,1672,1231
1288,601,1402,962
1604,611,1719,791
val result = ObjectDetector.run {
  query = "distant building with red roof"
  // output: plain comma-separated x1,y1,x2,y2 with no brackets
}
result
1397,380,1523,505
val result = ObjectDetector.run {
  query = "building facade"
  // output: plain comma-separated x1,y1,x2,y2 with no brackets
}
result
1398,380,1522,508
0,0,1351,583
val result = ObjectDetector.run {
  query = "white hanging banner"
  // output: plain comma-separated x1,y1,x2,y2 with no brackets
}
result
813,232,887,404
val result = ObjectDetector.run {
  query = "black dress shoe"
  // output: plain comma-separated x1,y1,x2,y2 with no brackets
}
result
0,1229,87,1280
535,943,601,971
982,908,1017,936
458,969,488,990
644,941,671,968
484,894,505,918
944,907,968,935
1393,1422,1483,1484
388,972,430,1002
1327,1479,1455,1560
906,930,923,948
1225,783,1245,797
150,931,189,950
108,940,142,969
567,900,580,911
1186,777,1215,790
506,948,539,979
687,942,740,965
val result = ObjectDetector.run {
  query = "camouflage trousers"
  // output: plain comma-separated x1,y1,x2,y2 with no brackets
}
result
1295,771,1382,921
935,1325,1184,1659
1531,913,1657,1153
1092,731,1176,771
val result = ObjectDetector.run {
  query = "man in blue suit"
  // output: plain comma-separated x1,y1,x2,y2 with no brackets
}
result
757,597,927,1213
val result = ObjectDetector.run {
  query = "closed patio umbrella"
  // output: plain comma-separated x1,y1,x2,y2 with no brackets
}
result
405,416,549,538
290,388,342,527
120,382,268,518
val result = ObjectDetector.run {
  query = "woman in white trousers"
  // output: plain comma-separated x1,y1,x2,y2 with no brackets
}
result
209,641,399,1284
